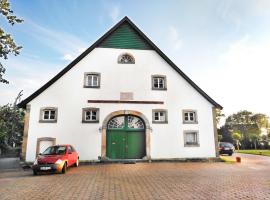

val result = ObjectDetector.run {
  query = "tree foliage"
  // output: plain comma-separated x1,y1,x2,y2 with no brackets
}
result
0,0,23,83
219,110,270,149
0,104,24,153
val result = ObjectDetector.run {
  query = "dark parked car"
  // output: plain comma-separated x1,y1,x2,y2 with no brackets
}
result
219,142,235,156
32,144,79,175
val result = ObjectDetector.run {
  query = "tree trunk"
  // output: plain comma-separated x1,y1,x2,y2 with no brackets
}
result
237,140,240,150
254,141,257,150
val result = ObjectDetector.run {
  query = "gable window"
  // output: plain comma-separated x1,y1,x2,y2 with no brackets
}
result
82,108,99,123
184,131,199,147
183,110,198,124
118,53,135,64
152,109,168,124
84,73,100,88
152,75,167,90
39,107,58,123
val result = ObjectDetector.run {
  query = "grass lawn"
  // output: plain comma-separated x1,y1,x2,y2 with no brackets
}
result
236,150,270,157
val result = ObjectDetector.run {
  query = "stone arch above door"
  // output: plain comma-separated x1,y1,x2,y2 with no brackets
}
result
101,110,151,160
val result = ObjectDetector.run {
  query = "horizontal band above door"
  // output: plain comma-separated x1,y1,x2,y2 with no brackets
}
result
88,100,164,104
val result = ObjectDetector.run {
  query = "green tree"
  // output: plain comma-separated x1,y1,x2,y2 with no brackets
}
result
218,134,222,142
0,0,23,83
225,110,259,149
232,132,241,150
0,104,24,154
249,133,260,149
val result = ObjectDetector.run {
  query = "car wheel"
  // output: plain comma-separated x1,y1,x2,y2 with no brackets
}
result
228,153,232,156
75,158,79,167
62,163,67,174
33,170,38,175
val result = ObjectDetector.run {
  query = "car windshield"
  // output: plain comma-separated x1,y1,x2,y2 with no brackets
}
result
220,143,233,148
42,146,66,155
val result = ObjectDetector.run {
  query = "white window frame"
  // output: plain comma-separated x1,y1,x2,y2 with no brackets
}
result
182,110,198,124
152,75,167,90
82,108,99,123
152,109,168,124
39,107,58,123
184,130,200,147
84,72,100,88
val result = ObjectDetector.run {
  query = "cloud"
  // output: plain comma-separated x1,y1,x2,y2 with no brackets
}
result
168,26,183,50
24,20,88,60
62,54,74,61
207,35,270,117
109,5,120,23
0,56,61,105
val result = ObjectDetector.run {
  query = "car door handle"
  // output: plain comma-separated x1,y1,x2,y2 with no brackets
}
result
112,142,116,145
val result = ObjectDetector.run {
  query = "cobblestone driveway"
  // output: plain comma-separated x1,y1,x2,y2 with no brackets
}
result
0,154,270,200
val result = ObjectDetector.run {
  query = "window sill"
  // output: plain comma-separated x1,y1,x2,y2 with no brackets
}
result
83,85,100,88
39,120,57,123
152,121,168,124
184,144,200,147
152,88,167,91
82,120,99,123
183,121,198,124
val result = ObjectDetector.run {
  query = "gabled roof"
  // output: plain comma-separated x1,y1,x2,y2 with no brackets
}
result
18,16,222,109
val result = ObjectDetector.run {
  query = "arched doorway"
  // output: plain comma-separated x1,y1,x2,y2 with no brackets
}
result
106,115,146,159
101,110,151,160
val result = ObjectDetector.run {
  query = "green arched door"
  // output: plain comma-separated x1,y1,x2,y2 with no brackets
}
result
106,115,146,159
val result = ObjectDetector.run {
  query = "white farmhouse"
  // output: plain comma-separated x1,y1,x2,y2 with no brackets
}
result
18,17,222,162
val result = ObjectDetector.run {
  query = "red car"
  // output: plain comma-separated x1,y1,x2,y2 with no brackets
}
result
32,144,79,175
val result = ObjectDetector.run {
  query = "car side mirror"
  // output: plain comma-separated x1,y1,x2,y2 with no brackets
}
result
38,153,42,155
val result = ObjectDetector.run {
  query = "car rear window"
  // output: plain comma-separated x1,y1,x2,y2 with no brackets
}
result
220,143,233,148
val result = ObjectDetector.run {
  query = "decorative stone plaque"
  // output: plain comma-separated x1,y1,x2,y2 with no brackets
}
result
120,92,134,100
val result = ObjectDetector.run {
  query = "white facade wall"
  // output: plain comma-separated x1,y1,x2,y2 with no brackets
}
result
25,48,216,162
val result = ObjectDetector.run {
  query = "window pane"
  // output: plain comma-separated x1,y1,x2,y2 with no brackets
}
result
44,111,50,119
186,132,197,144
160,112,165,121
85,111,91,120
49,113,55,120
158,78,164,88
93,76,98,86
153,78,159,88
87,75,93,86
154,112,159,120
50,110,55,119
91,111,97,120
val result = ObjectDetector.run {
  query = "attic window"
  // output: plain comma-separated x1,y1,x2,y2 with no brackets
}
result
118,53,135,64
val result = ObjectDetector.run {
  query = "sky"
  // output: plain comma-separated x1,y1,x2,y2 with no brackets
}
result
1,0,270,124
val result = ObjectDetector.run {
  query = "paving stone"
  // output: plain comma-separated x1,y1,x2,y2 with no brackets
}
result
0,160,269,200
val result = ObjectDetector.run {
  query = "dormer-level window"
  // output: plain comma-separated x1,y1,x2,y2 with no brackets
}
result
84,73,100,88
152,75,167,90
39,107,58,123
118,53,135,64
